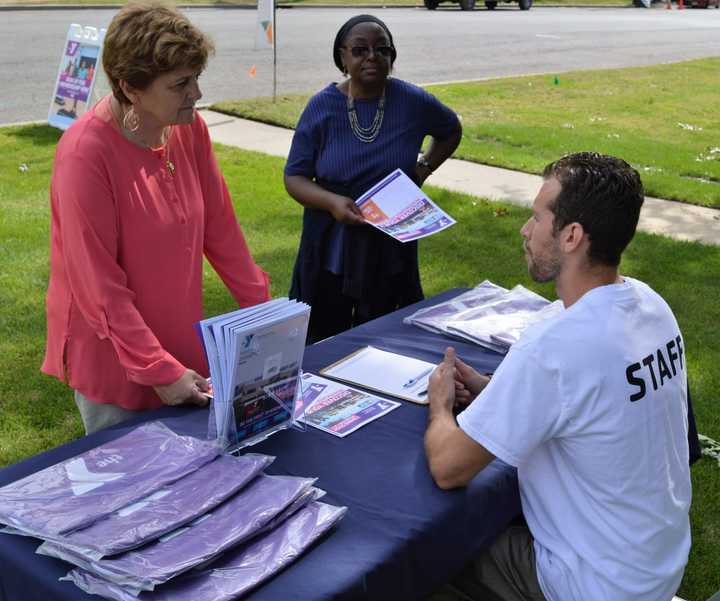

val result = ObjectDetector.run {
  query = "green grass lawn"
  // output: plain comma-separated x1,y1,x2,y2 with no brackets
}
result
1,124,718,599
214,57,720,209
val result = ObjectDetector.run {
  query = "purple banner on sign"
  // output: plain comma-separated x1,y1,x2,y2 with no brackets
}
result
57,74,92,102
50,37,100,127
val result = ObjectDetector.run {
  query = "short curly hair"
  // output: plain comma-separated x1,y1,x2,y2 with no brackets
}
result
103,3,215,105
543,152,644,267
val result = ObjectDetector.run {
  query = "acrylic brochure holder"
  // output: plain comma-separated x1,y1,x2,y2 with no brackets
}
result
198,299,311,453
207,370,308,454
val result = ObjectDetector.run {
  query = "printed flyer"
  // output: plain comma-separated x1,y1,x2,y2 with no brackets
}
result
356,169,456,243
297,373,400,437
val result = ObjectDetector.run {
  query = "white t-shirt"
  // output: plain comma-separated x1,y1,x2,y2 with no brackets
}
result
457,278,691,601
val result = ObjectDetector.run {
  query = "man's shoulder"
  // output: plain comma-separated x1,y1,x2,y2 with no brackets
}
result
623,276,674,313
514,278,678,364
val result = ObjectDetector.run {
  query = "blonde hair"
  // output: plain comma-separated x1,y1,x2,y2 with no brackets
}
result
103,3,215,104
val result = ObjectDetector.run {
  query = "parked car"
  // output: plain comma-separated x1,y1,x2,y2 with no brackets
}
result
687,0,719,8
424,0,533,10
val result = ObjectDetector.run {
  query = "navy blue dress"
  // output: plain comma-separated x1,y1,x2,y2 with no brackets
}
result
285,78,460,341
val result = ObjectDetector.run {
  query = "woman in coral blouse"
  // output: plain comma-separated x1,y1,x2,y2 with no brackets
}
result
42,4,270,434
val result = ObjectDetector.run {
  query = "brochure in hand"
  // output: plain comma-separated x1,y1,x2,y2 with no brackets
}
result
296,373,401,437
197,298,311,451
355,169,456,243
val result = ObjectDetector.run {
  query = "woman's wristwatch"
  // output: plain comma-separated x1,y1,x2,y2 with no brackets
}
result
416,155,434,174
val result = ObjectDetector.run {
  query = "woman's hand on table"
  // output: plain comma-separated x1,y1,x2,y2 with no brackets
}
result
155,369,211,407
329,195,366,225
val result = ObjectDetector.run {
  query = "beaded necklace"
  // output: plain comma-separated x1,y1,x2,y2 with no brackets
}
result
346,85,386,144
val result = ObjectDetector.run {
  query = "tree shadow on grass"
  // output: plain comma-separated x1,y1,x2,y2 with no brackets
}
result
7,124,62,147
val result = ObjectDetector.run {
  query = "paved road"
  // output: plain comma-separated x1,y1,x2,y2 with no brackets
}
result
2,6,720,123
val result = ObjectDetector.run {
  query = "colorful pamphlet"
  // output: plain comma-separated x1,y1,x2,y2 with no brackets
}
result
356,169,456,243
297,373,401,437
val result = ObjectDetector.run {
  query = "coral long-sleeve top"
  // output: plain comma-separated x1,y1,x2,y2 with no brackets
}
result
42,96,270,410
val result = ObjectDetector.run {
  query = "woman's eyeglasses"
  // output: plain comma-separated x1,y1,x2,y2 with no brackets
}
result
345,45,393,59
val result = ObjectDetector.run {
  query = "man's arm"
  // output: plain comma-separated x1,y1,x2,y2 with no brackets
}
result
425,348,495,490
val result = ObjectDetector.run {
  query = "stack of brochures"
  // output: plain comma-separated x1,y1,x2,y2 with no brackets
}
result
0,422,347,601
197,298,311,451
404,281,564,354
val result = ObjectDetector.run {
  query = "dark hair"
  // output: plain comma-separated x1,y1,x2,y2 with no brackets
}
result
103,3,215,105
542,152,644,267
332,14,397,73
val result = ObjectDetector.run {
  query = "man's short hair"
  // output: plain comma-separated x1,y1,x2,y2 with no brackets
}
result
543,152,644,267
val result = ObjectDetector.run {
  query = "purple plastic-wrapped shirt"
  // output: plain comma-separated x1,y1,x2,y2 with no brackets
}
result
0,422,220,537
41,474,317,591
65,501,347,601
45,453,274,558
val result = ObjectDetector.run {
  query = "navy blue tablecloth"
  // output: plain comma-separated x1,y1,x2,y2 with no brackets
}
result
0,289,519,601
3,286,697,601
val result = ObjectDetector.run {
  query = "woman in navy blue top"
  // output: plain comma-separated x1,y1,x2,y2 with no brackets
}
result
285,14,462,343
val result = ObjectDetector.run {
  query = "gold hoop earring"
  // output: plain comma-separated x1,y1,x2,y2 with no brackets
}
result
123,105,141,133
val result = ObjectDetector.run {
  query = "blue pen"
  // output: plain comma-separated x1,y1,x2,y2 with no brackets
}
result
403,367,434,389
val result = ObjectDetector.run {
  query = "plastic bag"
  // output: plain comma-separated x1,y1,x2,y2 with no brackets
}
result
64,501,347,601
41,474,317,591
39,453,274,559
403,280,508,334
446,285,559,351
0,421,220,537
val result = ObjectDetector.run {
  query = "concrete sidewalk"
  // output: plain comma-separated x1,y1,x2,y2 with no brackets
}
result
202,109,720,247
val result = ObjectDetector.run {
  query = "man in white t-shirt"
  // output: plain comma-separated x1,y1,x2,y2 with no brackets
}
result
425,152,691,601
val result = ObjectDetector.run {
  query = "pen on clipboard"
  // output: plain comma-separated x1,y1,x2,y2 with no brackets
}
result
402,367,434,389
